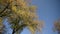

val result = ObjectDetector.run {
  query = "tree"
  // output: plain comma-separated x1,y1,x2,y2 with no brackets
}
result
0,0,43,34
54,19,60,34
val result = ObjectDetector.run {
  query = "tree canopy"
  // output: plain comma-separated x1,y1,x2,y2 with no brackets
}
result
0,0,43,34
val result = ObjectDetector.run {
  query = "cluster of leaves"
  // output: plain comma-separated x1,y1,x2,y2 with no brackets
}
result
54,19,60,33
0,0,43,34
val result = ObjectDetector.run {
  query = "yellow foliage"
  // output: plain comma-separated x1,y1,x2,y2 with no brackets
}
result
0,0,43,34
28,26,35,34
12,6,17,12
0,17,3,27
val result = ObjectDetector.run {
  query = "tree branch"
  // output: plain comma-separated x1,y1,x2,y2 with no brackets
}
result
0,3,10,15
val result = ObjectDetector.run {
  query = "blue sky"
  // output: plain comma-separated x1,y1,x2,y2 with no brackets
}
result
3,0,60,34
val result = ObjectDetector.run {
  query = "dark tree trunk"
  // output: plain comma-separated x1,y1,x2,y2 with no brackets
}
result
12,29,15,34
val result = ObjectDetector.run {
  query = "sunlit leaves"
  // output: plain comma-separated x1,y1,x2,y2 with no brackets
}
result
0,0,43,34
12,5,17,12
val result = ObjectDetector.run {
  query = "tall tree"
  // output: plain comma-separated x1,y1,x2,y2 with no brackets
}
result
54,19,60,34
0,0,43,34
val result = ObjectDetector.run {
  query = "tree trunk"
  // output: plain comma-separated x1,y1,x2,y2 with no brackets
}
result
12,29,15,34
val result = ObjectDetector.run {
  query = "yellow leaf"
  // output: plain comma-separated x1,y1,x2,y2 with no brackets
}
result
28,26,35,34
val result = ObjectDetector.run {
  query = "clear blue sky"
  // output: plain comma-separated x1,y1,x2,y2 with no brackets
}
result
4,0,60,34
